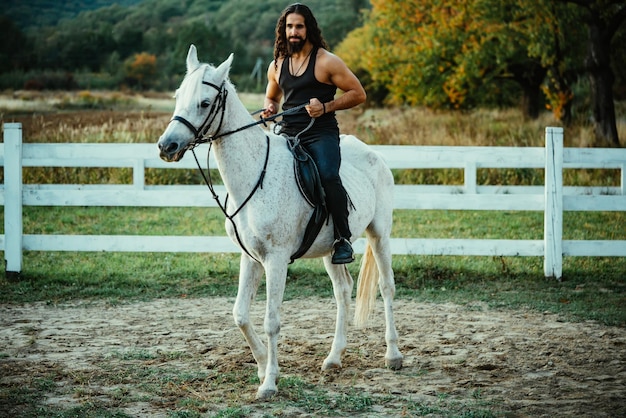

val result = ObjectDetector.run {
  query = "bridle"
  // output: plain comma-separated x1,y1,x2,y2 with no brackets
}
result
171,80,309,148
169,80,263,261
168,78,309,262
170,80,228,148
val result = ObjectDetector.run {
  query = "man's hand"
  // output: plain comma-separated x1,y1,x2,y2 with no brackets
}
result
261,103,277,119
306,98,326,118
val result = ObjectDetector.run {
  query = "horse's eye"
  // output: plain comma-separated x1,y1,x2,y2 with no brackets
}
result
201,100,210,108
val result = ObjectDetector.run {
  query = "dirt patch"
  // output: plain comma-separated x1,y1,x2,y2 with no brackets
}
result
1,297,624,416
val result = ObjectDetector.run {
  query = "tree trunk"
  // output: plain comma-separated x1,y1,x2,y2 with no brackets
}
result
589,68,619,147
520,82,542,120
510,62,546,120
586,12,621,147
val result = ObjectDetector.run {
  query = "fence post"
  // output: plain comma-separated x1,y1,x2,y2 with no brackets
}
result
4,123,23,276
464,162,477,194
133,159,145,190
620,163,626,196
544,127,563,280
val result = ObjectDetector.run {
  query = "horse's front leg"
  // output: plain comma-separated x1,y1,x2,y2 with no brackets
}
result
233,254,267,382
256,259,289,400
321,258,353,370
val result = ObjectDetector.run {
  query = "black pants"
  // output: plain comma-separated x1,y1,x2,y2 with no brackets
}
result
282,126,351,240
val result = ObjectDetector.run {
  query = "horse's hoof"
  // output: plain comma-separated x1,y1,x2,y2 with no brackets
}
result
385,356,403,370
256,387,277,400
321,359,342,371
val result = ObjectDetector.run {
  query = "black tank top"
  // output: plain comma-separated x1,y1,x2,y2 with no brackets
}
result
279,48,338,132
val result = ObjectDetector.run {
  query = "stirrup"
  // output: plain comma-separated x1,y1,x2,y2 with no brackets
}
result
332,238,354,264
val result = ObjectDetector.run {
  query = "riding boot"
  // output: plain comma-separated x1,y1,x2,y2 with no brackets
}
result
328,184,354,264
332,237,354,264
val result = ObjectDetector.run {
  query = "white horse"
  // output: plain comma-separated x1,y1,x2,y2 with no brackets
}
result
157,45,402,399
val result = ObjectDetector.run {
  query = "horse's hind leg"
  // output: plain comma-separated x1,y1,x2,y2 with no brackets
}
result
321,257,353,370
233,254,267,382
369,234,403,370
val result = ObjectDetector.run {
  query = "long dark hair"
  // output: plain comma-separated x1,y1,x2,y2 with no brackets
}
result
273,3,328,67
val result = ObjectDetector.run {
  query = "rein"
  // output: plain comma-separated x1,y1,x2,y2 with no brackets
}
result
171,80,309,261
172,80,308,149
191,136,270,262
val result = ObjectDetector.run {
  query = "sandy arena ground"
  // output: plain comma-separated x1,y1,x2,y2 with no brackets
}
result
1,297,625,416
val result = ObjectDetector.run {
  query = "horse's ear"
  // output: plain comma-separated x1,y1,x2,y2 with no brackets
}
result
186,44,200,73
215,53,234,81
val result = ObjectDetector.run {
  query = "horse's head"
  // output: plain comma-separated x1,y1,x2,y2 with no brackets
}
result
158,45,233,162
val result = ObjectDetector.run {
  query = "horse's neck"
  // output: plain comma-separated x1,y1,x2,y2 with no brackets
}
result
213,90,267,200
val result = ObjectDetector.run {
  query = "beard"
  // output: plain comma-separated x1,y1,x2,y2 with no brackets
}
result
287,37,305,54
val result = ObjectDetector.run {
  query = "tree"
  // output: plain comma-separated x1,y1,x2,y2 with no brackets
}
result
351,0,459,108
124,52,157,89
339,0,554,113
335,21,388,106
340,0,624,146
561,0,626,147
0,15,29,72
508,0,584,123
4,0,369,92
169,21,231,76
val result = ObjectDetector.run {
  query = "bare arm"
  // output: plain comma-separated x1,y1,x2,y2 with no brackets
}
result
261,60,283,119
307,50,366,118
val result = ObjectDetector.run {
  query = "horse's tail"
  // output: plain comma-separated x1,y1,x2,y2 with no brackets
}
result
354,241,378,328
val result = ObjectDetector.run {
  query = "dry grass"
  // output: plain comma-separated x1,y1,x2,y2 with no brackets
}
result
0,90,267,144
2,90,624,147
1,91,623,188
338,104,626,148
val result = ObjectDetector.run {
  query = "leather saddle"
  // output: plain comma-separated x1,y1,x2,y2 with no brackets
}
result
285,136,328,262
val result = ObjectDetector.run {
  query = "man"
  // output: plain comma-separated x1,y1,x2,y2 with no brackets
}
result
261,3,366,264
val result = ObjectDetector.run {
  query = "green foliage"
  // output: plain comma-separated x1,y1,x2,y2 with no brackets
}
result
123,52,157,89
338,0,625,129
339,0,546,109
2,0,143,29
18,70,79,90
1,0,369,92
0,15,28,73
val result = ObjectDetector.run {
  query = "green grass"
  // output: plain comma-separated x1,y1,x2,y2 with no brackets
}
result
1,355,497,418
1,206,624,326
16,206,625,239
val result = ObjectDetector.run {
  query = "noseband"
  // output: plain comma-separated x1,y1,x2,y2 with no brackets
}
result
171,80,228,149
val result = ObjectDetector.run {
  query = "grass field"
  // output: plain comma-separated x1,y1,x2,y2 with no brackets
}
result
1,205,624,327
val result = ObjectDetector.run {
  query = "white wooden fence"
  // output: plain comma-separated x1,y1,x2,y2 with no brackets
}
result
2,123,626,279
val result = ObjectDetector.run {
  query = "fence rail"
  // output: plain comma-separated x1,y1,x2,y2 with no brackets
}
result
2,123,626,279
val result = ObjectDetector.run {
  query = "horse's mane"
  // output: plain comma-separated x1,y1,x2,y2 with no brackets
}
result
175,63,211,108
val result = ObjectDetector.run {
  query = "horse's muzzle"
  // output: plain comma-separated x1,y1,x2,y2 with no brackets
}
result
158,138,186,162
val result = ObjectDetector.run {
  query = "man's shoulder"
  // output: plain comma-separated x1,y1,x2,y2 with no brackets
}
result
316,49,347,71
316,48,331,59
317,49,343,63
275,57,289,69
268,58,286,78
270,57,286,66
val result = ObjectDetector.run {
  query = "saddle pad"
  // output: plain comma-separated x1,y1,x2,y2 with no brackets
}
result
287,138,328,262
